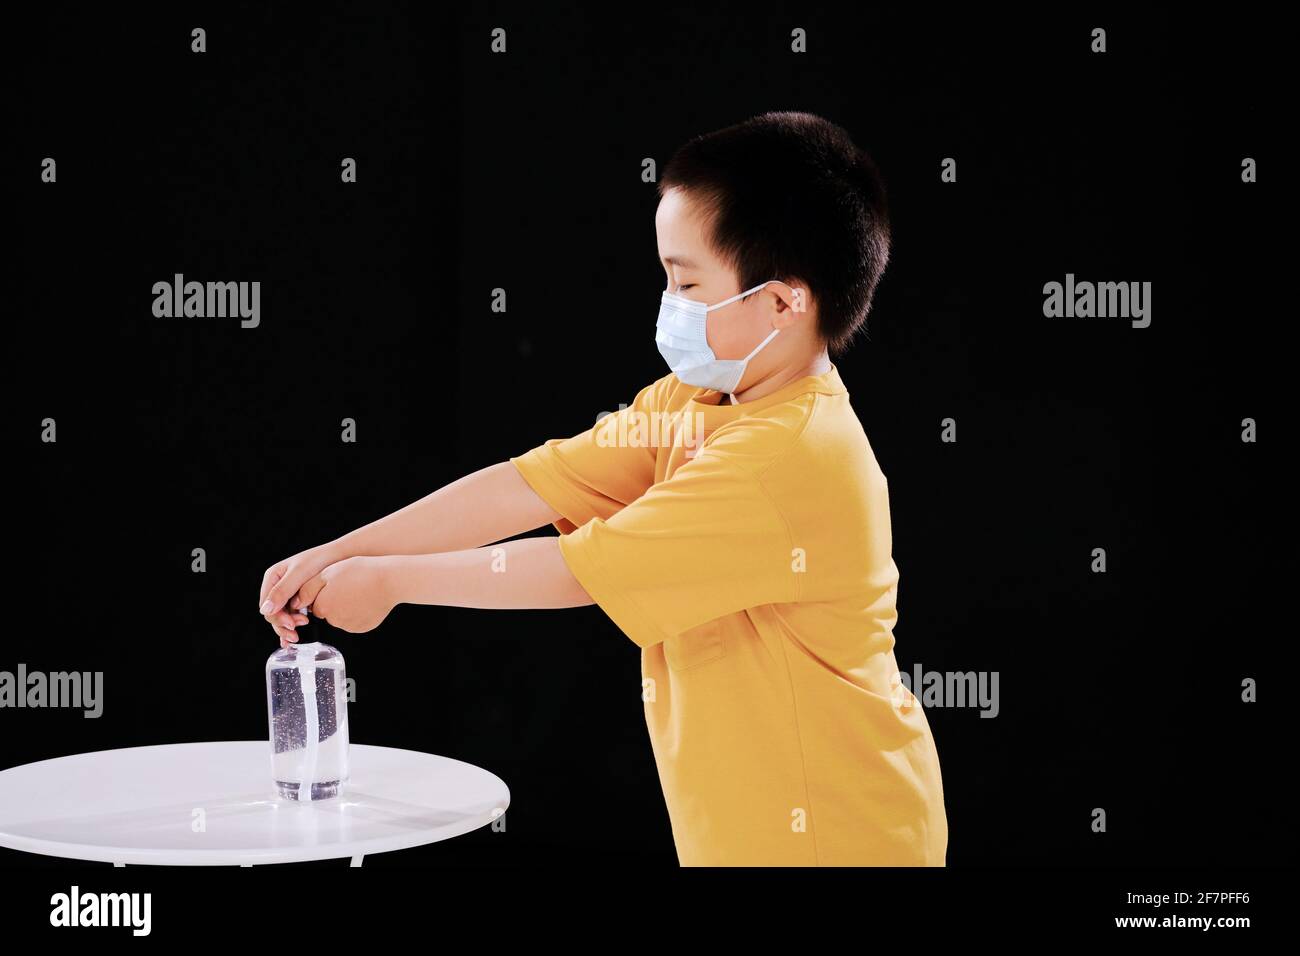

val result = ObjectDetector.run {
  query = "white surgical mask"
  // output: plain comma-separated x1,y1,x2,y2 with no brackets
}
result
656,280,781,393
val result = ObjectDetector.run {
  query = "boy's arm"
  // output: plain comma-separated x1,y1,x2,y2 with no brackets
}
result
329,461,562,559
379,537,594,610
263,462,570,636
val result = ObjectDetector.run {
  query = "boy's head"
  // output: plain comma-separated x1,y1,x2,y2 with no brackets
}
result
655,111,891,372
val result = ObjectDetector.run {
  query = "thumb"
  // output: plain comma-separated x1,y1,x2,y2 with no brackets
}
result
260,575,299,616
295,573,327,613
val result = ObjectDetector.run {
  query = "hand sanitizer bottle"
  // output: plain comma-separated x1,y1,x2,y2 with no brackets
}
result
266,640,349,801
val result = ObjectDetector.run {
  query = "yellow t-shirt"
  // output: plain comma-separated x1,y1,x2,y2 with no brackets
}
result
510,363,948,866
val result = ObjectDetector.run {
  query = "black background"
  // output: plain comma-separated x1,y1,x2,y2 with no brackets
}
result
7,3,1284,875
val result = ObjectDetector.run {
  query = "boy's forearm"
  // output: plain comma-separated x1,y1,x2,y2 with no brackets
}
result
380,537,594,610
326,461,562,560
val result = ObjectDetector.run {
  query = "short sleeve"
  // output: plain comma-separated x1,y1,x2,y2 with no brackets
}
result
510,376,670,534
555,445,799,648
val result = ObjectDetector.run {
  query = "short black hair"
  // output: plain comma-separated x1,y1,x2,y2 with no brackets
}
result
658,111,891,358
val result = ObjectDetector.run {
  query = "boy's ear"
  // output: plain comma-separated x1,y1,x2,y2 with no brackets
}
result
769,280,814,328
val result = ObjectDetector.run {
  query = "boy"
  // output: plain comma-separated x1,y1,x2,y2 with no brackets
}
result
259,111,949,866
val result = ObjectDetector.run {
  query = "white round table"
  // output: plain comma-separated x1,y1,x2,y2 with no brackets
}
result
0,741,510,866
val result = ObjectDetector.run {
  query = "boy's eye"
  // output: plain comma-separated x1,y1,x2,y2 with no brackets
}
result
676,284,695,291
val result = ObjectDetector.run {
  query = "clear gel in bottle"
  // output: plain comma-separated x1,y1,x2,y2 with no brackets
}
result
266,641,350,801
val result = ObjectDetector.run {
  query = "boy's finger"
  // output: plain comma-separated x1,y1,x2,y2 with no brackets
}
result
267,609,310,629
260,573,304,616
259,566,283,608
260,589,284,616
296,574,326,609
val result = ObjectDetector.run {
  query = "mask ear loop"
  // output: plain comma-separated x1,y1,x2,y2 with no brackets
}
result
706,279,781,312
743,326,781,361
720,326,780,396
727,280,784,360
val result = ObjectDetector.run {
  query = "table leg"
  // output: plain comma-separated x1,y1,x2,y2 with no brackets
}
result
350,854,364,867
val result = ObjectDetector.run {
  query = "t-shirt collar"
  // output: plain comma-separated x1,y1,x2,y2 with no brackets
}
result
686,362,847,424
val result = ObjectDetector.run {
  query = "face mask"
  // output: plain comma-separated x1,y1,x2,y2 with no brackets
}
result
656,280,781,393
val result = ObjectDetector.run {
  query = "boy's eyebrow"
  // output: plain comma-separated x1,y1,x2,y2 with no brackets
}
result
663,255,699,268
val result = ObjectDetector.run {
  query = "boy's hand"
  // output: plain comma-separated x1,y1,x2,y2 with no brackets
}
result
293,556,398,636
260,544,341,644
